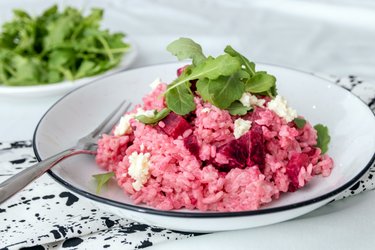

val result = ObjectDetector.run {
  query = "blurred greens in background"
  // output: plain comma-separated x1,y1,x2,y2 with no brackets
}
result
0,5,130,86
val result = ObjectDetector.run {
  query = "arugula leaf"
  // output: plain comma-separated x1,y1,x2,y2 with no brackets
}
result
226,100,252,115
314,124,331,154
165,83,196,115
164,38,281,115
208,73,244,109
168,54,241,90
293,117,307,128
167,37,206,66
245,72,276,96
74,60,96,79
224,45,256,76
268,84,278,98
93,172,114,194
136,108,171,124
196,78,212,102
192,72,245,110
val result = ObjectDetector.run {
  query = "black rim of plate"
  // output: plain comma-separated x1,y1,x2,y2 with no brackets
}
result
33,62,375,218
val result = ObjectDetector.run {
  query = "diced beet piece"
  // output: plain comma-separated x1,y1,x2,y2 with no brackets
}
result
247,125,265,171
183,134,200,158
215,124,265,171
159,112,191,139
306,148,317,157
286,153,309,192
217,139,248,170
177,65,189,76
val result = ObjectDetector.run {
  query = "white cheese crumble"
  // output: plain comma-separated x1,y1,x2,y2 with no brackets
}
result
136,108,155,117
128,151,151,191
267,95,297,122
240,92,266,107
201,107,211,113
233,118,252,139
114,114,134,136
149,77,162,89
114,108,155,136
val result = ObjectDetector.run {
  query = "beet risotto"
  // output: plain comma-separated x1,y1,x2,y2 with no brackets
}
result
95,38,333,212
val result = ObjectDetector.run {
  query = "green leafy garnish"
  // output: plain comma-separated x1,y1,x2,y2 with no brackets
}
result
0,5,130,86
196,78,212,103
136,108,171,124
93,172,115,194
168,54,242,90
245,72,276,95
314,124,331,154
166,83,196,115
224,45,256,76
293,117,307,129
164,38,278,115
226,101,252,115
207,73,244,109
166,37,206,66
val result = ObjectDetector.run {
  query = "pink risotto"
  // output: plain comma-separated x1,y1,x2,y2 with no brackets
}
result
96,79,333,212
96,38,334,212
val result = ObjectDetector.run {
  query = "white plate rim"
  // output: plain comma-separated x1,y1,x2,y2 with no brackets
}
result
32,62,375,218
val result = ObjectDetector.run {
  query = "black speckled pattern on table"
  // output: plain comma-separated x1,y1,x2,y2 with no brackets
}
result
0,76,374,249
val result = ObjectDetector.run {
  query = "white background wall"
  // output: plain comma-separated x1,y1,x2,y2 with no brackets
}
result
1,0,374,81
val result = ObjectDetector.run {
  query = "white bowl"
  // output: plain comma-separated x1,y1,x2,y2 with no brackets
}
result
33,62,375,232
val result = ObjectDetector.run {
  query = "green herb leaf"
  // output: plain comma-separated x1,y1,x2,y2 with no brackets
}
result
268,84,278,98
314,124,331,154
93,172,114,194
166,37,206,66
164,38,281,115
165,83,196,115
196,78,212,102
136,108,171,124
293,117,307,129
224,45,256,76
208,73,244,109
168,54,241,90
226,100,252,115
245,72,277,96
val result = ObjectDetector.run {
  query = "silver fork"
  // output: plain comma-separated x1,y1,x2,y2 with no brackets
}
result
0,100,132,204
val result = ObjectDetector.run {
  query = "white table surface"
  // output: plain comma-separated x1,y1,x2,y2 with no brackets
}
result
0,0,374,249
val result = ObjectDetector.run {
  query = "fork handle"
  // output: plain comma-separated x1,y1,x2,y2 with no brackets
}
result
0,148,95,204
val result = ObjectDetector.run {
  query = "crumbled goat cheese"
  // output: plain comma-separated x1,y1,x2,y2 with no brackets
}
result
136,108,155,117
114,108,155,136
267,95,297,122
128,151,151,191
149,77,162,89
201,107,211,113
114,114,134,136
233,118,252,139
240,92,266,107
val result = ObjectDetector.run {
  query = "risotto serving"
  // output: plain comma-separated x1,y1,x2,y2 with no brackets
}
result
95,38,333,212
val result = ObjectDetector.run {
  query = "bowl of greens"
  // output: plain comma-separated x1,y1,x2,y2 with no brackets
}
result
0,5,137,97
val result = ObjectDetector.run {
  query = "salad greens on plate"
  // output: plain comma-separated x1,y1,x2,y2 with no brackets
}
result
0,5,130,86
